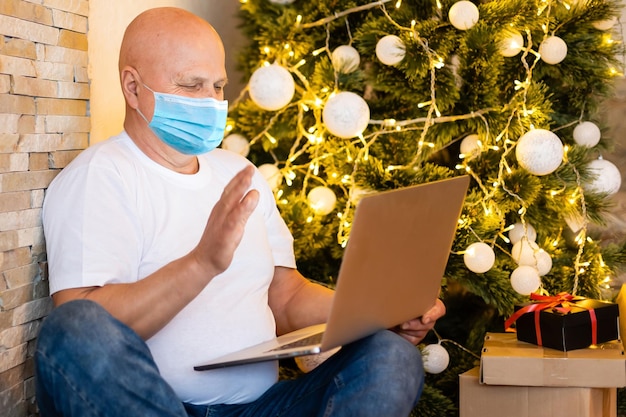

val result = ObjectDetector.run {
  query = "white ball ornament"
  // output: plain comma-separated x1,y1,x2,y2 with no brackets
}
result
515,129,564,176
249,64,295,111
221,133,250,157
460,134,481,158
535,249,553,276
464,242,495,273
258,163,282,191
307,186,337,215
499,30,524,57
585,158,622,195
510,265,541,295
375,35,406,66
449,1,480,31
421,344,450,374
511,239,541,266
539,36,568,65
332,45,361,74
508,222,537,245
593,16,617,31
322,92,370,139
268,0,295,4
573,122,601,148
564,212,586,233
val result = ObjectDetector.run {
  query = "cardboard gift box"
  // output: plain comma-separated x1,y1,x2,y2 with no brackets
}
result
480,332,626,387
508,294,619,351
460,367,616,417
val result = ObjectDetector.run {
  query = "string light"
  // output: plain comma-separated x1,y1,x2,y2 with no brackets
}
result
237,0,616,301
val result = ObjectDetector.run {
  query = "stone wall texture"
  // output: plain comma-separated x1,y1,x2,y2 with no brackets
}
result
0,1,89,416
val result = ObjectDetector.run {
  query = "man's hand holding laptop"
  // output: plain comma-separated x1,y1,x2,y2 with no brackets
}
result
393,299,446,345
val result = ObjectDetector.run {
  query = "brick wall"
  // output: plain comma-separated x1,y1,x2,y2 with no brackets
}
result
0,1,89,416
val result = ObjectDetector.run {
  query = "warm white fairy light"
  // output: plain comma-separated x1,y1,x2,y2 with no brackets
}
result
235,0,616,299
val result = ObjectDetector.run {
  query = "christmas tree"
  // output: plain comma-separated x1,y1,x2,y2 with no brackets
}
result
225,0,626,415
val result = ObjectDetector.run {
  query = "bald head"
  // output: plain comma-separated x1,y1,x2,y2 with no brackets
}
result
119,8,223,75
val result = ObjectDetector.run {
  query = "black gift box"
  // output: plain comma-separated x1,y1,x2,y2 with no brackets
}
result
513,298,619,351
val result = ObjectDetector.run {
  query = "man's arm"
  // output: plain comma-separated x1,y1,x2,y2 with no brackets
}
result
268,266,334,336
268,266,446,345
52,166,260,340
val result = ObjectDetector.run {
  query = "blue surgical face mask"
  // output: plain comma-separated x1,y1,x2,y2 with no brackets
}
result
137,84,228,155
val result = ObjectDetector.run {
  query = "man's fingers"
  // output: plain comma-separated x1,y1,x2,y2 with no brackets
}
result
220,165,255,207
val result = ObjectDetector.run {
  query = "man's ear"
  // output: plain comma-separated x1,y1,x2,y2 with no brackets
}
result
120,66,140,109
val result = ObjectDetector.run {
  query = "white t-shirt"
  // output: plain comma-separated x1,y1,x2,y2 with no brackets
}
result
42,131,297,405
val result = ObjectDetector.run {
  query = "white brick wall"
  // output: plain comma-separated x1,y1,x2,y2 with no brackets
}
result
0,1,90,416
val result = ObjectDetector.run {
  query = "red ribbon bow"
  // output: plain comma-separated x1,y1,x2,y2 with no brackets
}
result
505,292,598,347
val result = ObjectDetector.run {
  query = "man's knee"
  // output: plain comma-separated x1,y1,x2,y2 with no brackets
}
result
368,330,424,381
38,300,109,347
36,299,138,367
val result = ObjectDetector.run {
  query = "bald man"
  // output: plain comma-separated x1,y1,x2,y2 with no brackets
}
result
35,7,444,417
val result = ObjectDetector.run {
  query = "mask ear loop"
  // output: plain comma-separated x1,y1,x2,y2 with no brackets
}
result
135,81,155,125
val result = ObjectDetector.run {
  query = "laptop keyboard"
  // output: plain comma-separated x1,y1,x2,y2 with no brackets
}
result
267,332,324,352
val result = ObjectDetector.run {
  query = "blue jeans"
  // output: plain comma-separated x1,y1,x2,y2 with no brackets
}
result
35,300,424,417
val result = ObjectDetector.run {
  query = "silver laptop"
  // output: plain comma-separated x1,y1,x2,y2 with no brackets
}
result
194,175,470,371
